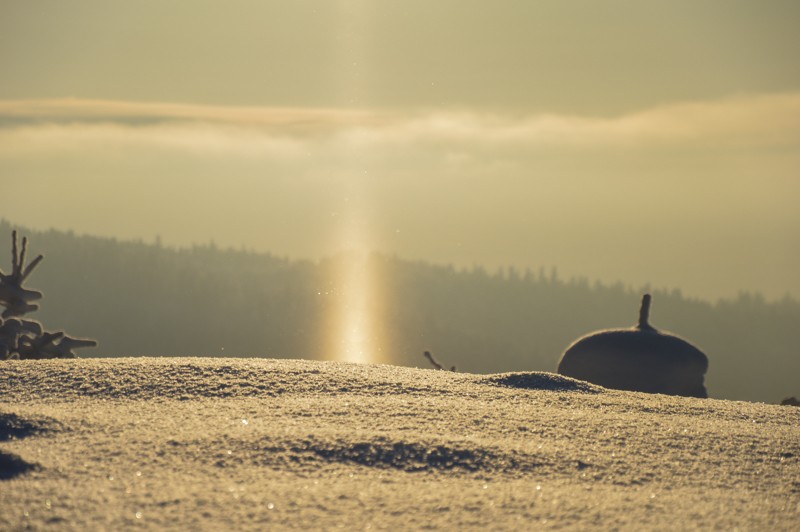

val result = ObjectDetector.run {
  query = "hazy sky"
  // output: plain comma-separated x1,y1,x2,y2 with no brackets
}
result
1,0,799,301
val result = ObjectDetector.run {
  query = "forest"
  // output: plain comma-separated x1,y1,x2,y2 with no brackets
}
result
1,219,797,403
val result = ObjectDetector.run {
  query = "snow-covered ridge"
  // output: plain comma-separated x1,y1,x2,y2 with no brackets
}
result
1,358,798,529
2,357,604,402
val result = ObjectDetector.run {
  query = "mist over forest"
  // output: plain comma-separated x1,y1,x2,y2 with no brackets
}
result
2,219,797,404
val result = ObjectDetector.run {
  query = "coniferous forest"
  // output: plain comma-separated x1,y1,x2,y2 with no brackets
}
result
2,219,797,403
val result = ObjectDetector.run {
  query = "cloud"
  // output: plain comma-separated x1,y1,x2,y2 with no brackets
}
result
1,94,798,302
0,92,799,158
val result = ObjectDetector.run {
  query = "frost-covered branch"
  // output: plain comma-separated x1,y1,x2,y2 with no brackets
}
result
0,231,97,360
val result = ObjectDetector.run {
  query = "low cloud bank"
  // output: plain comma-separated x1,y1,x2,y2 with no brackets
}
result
1,92,799,155
1,93,798,301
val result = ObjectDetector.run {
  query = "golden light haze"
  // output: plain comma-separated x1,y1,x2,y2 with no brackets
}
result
1,1,799,304
3,1,798,114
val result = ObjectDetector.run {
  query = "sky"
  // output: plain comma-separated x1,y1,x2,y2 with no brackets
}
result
1,0,799,302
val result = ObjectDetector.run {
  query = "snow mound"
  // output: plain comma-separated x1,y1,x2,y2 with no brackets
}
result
0,357,798,529
482,371,602,393
1,359,605,403
0,358,462,401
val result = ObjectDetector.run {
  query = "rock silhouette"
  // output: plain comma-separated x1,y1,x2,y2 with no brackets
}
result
780,397,799,407
557,294,708,398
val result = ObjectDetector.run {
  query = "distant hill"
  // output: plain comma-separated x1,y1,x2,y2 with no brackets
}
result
2,219,797,403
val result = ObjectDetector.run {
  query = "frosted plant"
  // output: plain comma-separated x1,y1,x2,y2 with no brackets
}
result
0,231,97,360
0,231,43,318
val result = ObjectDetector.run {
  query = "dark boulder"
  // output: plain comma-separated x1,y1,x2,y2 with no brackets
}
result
557,294,709,398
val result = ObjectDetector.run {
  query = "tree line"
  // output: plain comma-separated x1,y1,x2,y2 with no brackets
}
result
2,219,797,403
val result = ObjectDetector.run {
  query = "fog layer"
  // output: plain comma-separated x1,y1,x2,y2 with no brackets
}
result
2,95,799,300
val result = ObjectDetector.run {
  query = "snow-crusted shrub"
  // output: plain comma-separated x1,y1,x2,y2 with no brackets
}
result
0,231,96,360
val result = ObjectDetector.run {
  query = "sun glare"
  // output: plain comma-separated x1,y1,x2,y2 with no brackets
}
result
324,197,384,364
324,0,384,365
330,249,380,364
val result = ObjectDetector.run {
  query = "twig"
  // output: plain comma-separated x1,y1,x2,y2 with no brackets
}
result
423,351,456,372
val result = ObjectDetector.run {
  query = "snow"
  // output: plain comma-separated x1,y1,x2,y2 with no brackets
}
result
1,357,798,530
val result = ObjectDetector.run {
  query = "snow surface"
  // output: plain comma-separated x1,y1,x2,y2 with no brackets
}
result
1,357,798,530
